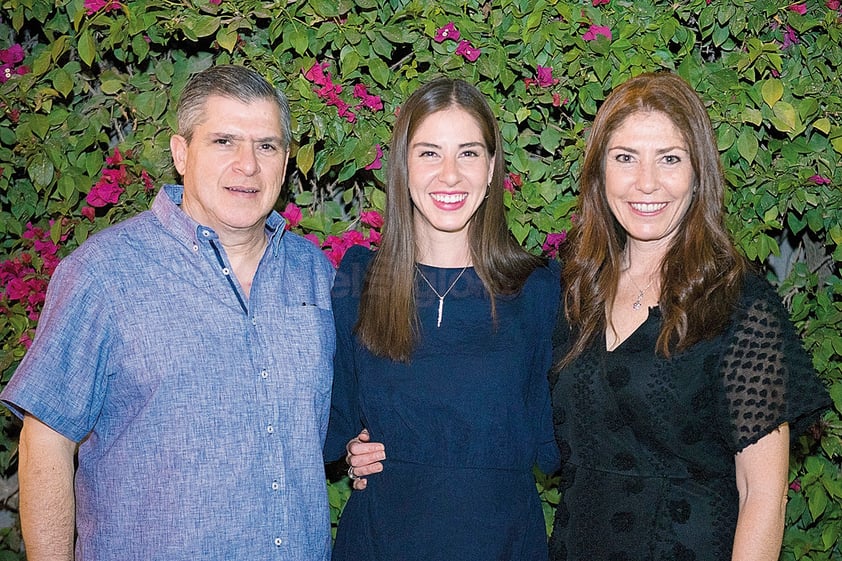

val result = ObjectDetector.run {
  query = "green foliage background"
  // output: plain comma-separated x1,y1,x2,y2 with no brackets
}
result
1,0,841,558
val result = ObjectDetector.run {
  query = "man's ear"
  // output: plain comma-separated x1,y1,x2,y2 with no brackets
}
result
170,135,188,176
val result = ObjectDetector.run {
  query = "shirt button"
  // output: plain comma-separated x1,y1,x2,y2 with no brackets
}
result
202,230,210,237
271,481,279,490
267,424,274,434
274,537,283,547
260,370,269,379
221,267,230,275
192,244,199,252
252,317,258,326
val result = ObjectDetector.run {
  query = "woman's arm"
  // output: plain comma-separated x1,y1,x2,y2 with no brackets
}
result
732,423,789,561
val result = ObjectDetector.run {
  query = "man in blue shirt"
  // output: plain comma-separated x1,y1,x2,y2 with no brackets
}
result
1,65,335,560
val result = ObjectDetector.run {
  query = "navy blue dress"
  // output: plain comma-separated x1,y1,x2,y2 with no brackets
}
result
326,246,560,561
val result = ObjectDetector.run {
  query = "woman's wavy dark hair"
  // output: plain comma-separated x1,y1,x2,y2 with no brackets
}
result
560,71,746,365
356,77,544,362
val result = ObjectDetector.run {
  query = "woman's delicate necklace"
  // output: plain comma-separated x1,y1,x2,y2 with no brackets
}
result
627,272,654,311
414,265,468,327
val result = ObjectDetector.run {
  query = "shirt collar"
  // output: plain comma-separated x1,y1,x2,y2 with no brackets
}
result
152,184,288,255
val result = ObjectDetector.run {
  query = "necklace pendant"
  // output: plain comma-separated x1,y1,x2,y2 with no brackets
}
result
436,297,444,327
632,300,642,311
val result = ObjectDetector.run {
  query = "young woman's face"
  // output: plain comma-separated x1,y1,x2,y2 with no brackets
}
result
604,111,696,249
408,107,494,250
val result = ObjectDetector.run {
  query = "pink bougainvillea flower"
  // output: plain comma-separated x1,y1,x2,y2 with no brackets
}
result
542,232,567,258
280,202,303,229
583,24,612,41
535,65,558,88
360,210,384,229
782,25,799,48
365,144,383,170
789,479,801,492
0,45,24,64
827,0,841,10
593,0,610,5
304,61,332,86
105,148,123,166
18,331,33,350
434,22,461,43
455,40,481,62
141,169,155,191
353,83,383,112
367,229,382,246
809,174,831,185
788,3,807,14
209,0,222,4
84,0,121,15
86,180,124,207
503,172,523,194
322,231,369,267
304,233,321,248
0,44,29,83
81,206,96,221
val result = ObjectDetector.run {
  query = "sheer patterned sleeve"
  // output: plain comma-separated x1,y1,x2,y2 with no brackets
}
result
720,274,830,453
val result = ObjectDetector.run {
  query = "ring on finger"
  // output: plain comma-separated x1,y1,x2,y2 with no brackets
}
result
347,466,357,480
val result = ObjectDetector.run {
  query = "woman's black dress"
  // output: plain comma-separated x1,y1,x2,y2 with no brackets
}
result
549,272,828,560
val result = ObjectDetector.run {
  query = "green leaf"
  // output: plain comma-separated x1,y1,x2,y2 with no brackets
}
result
28,154,55,188
216,26,239,53
52,68,74,97
770,102,800,134
368,57,390,88
760,79,784,108
736,129,758,164
186,15,220,39
297,143,315,175
78,27,96,66
289,24,309,55
813,117,831,134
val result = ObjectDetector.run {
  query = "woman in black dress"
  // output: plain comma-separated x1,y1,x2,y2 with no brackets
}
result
550,71,829,560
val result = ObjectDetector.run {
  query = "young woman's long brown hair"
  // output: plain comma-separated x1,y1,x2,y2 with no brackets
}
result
356,78,544,362
560,72,747,366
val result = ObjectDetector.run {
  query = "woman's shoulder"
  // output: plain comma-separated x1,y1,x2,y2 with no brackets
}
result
525,257,562,292
735,269,787,317
517,257,561,313
331,245,375,305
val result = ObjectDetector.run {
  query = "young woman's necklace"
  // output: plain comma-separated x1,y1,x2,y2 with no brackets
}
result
627,272,654,311
414,265,468,327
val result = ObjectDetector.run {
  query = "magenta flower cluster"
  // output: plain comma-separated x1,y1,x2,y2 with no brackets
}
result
1,44,29,83
84,149,128,216
583,24,612,42
83,0,121,15
282,203,384,267
434,22,481,62
1,222,66,347
542,232,567,259
304,62,383,126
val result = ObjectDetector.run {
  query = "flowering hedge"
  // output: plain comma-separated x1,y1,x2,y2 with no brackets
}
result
1,0,841,558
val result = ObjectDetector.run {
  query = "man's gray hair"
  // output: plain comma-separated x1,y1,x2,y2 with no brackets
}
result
176,65,291,148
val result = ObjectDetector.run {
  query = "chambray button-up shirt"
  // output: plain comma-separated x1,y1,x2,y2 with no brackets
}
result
2,185,335,561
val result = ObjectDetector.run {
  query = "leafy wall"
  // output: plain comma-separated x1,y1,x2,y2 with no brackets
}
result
1,0,841,558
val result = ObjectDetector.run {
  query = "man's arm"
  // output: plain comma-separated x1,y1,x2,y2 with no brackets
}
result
19,414,77,561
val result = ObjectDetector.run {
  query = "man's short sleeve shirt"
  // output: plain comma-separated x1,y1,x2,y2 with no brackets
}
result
2,185,335,561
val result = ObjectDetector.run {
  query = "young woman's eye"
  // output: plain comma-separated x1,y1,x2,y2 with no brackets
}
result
615,153,633,163
663,154,681,164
